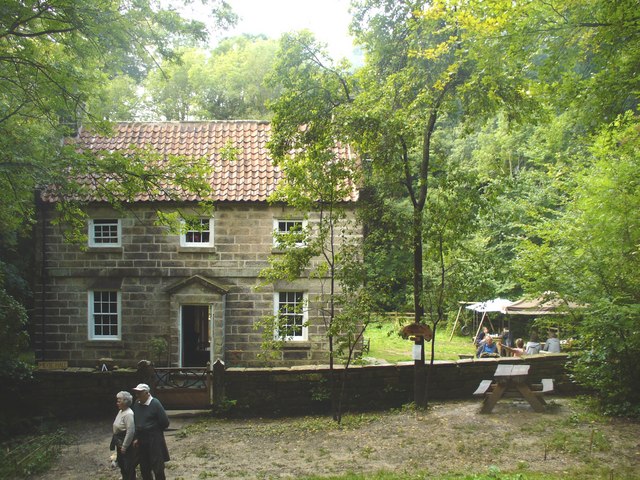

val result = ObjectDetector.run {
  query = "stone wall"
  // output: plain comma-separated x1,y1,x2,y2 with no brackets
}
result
1,355,575,433
222,355,576,416
32,203,359,368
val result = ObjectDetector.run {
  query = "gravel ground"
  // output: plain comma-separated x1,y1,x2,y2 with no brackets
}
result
31,397,640,480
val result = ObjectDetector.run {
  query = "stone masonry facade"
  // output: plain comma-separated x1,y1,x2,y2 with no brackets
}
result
33,201,358,368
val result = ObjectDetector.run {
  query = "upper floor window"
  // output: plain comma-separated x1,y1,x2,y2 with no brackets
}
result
88,290,121,340
273,219,308,248
274,291,308,341
180,218,214,247
89,219,121,247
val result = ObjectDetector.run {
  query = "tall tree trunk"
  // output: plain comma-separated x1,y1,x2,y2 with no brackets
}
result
412,207,427,408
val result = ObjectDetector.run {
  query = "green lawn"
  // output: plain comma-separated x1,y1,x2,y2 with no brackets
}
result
364,321,476,362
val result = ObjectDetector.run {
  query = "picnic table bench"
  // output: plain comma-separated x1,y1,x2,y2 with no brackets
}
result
474,364,554,413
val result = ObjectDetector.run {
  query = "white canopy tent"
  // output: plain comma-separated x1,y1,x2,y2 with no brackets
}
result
466,298,514,313
449,298,514,341
450,293,583,342
465,298,515,342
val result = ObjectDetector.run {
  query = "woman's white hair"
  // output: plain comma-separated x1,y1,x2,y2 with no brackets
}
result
116,390,133,407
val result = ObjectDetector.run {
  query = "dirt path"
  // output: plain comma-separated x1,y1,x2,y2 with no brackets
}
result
32,398,640,479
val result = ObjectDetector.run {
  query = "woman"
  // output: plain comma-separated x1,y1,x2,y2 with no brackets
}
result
111,390,136,480
525,332,542,355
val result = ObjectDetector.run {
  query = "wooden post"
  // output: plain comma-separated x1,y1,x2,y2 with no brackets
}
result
473,312,487,343
449,305,463,341
400,322,432,410
414,336,426,409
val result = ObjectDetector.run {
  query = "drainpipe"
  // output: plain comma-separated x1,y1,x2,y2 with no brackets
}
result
37,189,47,361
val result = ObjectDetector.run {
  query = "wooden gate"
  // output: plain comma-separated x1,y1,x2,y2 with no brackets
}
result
152,365,212,409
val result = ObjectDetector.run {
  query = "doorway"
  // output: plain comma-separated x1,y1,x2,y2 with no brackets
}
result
181,305,211,367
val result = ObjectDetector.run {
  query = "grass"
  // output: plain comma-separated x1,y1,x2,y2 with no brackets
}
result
0,428,67,478
364,320,476,362
297,470,570,480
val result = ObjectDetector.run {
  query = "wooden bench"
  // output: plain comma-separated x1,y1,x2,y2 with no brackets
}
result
531,378,554,393
473,379,494,396
530,378,554,405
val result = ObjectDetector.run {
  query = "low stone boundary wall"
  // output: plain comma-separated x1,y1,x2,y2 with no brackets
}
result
1,354,574,433
222,354,575,416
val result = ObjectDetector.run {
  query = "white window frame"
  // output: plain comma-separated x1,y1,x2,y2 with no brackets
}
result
180,218,214,247
273,291,308,341
88,290,121,340
273,219,308,248
88,219,121,247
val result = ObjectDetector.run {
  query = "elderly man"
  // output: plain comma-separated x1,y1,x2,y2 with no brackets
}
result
132,383,170,480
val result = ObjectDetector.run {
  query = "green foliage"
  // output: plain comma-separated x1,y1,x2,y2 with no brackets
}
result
175,418,211,439
261,30,372,421
0,1,234,374
143,35,280,120
0,288,32,381
149,336,169,366
348,0,541,331
513,114,640,415
0,428,66,478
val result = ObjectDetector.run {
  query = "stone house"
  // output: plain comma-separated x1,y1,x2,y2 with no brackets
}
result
33,121,359,369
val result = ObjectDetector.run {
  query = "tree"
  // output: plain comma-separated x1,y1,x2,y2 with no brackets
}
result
143,35,280,120
514,113,640,415
258,31,371,422
144,48,208,120
195,35,281,119
422,0,640,415
0,0,235,375
348,0,540,406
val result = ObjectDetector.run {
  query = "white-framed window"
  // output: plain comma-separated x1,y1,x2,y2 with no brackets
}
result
273,291,308,341
88,219,121,247
88,290,121,340
273,219,308,248
180,218,214,247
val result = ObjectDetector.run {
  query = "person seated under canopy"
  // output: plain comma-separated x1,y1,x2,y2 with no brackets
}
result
476,335,500,358
542,329,561,353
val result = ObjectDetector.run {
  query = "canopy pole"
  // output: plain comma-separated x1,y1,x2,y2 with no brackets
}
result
449,305,464,342
474,312,487,343
487,314,495,332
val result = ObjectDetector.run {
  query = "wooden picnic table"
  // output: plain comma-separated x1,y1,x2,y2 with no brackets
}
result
475,364,551,414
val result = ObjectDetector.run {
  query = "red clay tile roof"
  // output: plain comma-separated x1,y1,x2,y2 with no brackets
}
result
46,121,358,203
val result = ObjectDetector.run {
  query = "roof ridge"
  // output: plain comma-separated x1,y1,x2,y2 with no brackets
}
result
113,120,271,125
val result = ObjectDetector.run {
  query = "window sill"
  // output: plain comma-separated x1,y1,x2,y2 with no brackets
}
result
86,247,123,253
178,246,217,254
84,340,123,347
282,341,311,349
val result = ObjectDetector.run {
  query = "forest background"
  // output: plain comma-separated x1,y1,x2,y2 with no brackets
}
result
0,0,638,419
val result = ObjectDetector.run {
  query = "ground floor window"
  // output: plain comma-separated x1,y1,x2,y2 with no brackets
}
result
88,290,121,340
274,291,307,341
